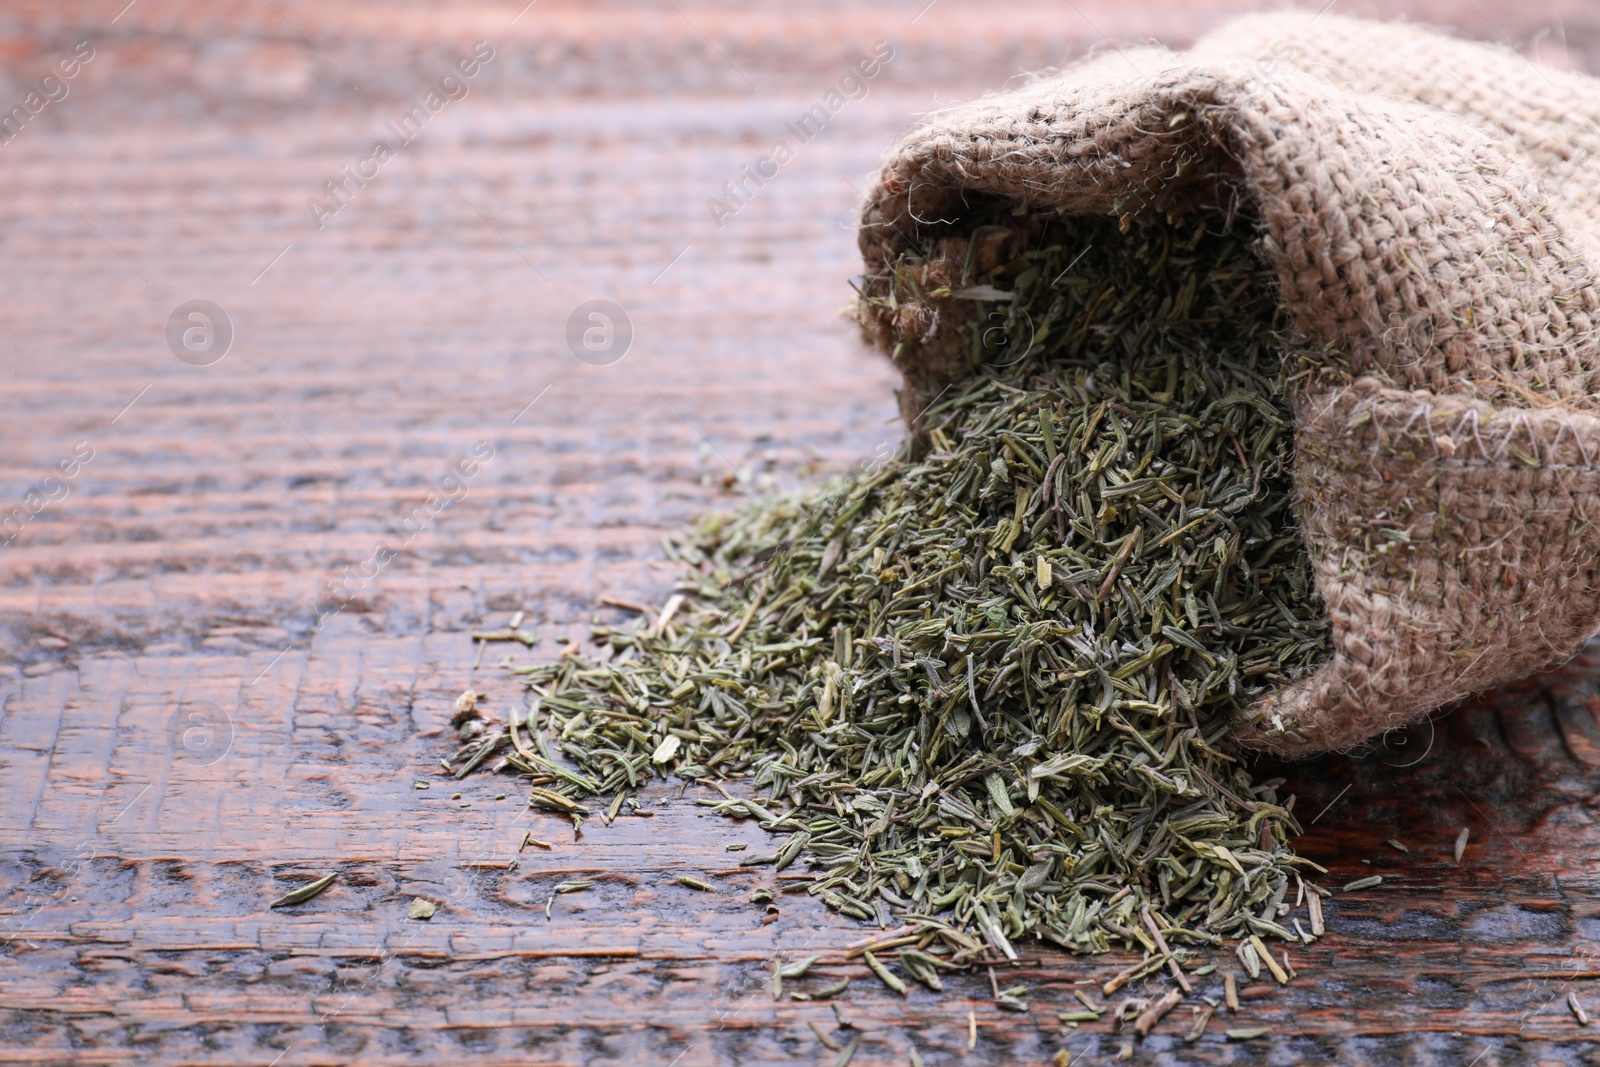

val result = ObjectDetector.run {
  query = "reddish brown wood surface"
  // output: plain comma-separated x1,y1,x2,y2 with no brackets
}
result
6,2,1600,1064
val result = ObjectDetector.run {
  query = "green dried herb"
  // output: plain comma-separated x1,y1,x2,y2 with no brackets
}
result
779,955,820,979
463,210,1331,972
269,872,337,908
898,948,947,991
772,954,820,1000
1226,1027,1271,1040
792,976,851,1001
863,949,907,996
546,879,596,919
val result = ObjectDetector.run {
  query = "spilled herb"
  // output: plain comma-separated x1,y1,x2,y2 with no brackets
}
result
462,210,1331,988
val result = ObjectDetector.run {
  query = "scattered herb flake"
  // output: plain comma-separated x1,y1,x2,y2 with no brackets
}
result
269,872,337,909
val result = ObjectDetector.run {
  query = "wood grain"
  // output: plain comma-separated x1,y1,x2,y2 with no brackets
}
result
5,2,1600,1063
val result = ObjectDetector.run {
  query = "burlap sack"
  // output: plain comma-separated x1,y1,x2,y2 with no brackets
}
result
857,13,1600,756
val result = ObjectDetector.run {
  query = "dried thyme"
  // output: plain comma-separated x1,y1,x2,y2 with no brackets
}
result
269,872,337,908
466,212,1331,978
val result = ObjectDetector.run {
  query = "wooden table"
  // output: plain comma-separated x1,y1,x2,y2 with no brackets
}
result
5,2,1600,1063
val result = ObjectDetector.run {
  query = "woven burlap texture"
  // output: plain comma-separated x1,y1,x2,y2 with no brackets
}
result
857,13,1600,756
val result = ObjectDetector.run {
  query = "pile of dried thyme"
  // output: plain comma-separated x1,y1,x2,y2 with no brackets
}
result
461,210,1332,984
